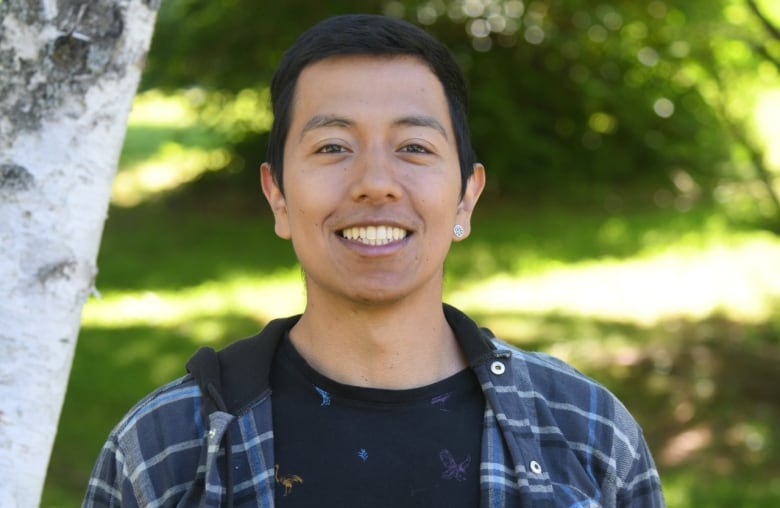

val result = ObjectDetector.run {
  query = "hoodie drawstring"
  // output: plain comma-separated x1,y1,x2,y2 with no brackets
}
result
207,382,235,508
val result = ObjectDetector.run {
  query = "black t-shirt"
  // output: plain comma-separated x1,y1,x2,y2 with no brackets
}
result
270,333,485,507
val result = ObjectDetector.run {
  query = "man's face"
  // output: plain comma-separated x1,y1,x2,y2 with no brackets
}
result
262,55,483,307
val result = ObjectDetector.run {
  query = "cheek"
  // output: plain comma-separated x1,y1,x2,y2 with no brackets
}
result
426,192,460,220
290,208,319,233
284,190,328,233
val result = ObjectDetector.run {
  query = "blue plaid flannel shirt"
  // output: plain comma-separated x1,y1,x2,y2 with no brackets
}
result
84,305,664,507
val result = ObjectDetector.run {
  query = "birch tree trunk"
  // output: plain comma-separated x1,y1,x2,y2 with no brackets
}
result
0,1,158,505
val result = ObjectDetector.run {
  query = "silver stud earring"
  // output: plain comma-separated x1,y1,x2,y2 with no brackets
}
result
453,224,465,238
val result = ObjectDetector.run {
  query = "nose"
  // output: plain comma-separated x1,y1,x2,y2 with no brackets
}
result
349,145,403,203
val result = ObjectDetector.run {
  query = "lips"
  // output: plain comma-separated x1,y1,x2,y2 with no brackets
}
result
340,225,408,246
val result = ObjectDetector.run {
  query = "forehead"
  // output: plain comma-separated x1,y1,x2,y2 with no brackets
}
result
290,55,451,127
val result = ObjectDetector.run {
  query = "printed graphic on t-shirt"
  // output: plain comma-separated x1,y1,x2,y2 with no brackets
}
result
270,334,484,506
275,464,303,496
314,385,331,406
431,392,452,412
440,449,471,482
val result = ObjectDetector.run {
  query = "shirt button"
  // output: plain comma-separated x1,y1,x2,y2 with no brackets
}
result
490,361,506,375
208,428,216,439
530,460,543,474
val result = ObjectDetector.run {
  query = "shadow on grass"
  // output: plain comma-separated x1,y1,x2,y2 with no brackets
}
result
96,202,296,292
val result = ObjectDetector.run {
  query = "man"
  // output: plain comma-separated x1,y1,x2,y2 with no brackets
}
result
85,14,664,507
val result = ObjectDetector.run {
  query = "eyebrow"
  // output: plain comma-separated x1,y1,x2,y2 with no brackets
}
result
394,115,449,140
299,113,449,140
299,114,353,140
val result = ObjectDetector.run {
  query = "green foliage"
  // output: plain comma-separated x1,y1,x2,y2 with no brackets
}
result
141,0,386,91
430,0,728,198
138,0,779,220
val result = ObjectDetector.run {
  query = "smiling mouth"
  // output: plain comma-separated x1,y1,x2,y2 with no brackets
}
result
340,225,409,246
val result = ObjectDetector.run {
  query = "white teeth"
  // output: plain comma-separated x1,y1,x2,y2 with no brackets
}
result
341,226,408,245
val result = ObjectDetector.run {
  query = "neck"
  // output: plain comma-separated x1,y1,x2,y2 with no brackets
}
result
289,296,466,389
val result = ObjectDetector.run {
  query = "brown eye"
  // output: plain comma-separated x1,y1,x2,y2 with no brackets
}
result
317,144,347,154
399,144,430,154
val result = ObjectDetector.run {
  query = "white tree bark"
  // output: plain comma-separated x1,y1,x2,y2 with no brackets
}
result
0,1,158,505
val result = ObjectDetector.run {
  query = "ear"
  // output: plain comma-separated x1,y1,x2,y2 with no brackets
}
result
453,163,486,241
260,163,291,240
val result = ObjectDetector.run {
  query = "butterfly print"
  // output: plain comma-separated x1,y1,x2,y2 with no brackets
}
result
440,449,471,481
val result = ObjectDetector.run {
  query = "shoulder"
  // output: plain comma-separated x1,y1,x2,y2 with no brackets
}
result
486,339,664,500
103,375,205,462
85,376,207,505
116,375,202,433
492,337,620,404
489,337,647,456
491,338,598,385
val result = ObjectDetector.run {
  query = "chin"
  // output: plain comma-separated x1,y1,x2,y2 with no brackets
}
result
349,290,406,306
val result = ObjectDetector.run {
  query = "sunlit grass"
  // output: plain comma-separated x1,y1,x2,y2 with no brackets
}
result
83,268,305,341
112,143,232,206
81,233,780,339
126,89,200,127
450,233,780,330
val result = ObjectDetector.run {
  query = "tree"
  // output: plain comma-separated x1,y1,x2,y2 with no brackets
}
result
0,1,159,505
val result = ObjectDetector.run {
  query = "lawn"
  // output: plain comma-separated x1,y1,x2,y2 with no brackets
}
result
40,93,780,506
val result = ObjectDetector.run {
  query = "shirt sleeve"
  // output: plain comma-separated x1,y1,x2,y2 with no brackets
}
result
615,414,665,507
82,433,138,508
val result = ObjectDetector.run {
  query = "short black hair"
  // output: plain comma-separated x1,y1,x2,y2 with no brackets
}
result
266,14,476,197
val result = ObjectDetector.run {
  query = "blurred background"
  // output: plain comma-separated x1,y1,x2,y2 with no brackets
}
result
42,0,780,506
